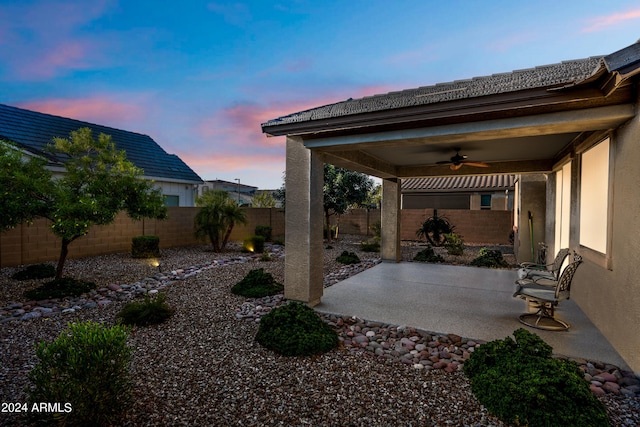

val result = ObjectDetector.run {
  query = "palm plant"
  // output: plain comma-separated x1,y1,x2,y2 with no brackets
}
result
194,190,247,252
415,209,455,247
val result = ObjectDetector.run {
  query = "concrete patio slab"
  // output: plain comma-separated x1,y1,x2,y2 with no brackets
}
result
315,262,630,370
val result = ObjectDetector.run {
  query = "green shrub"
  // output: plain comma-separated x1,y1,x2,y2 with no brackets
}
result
370,220,381,238
231,268,283,298
11,263,55,281
360,239,380,252
24,277,96,300
117,293,174,326
470,247,508,268
255,302,338,356
243,235,265,253
443,232,465,256
336,250,360,264
260,251,273,262
255,225,272,241
27,321,132,426
464,328,609,427
413,246,445,263
131,235,160,259
324,226,337,240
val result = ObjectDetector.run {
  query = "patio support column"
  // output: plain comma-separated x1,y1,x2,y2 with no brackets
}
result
381,178,402,262
284,136,324,306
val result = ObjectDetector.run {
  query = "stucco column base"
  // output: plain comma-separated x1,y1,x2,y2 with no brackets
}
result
381,178,402,262
284,137,324,306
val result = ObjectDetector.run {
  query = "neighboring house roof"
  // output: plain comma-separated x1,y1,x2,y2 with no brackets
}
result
402,175,515,193
263,57,603,128
0,103,202,184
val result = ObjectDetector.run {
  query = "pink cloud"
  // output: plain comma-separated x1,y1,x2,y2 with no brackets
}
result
0,0,115,79
198,84,403,151
582,9,640,33
17,96,147,128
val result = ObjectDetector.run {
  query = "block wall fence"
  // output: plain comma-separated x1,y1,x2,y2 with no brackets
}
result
0,207,512,268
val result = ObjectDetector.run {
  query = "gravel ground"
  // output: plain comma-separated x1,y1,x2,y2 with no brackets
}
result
1,236,638,426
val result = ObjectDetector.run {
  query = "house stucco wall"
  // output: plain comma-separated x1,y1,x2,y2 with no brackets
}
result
572,93,640,373
154,181,199,206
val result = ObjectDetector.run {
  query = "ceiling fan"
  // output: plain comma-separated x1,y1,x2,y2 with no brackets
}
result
436,148,490,171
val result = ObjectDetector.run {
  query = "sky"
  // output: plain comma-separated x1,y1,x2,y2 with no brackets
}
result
1,1,639,189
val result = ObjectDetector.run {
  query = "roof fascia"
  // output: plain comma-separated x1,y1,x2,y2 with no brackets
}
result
302,104,635,152
263,84,615,138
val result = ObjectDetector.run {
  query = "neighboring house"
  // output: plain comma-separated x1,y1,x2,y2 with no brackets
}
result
262,42,640,373
198,179,257,206
0,103,202,206
402,175,514,210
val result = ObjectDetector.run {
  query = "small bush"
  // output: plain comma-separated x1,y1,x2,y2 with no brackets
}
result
470,247,508,268
231,268,283,298
336,250,360,264
117,293,174,326
443,232,465,256
413,246,445,263
243,235,265,253
370,220,381,238
324,226,337,240
255,225,272,241
360,239,380,252
464,328,609,427
132,235,160,259
255,302,338,356
25,277,96,301
11,263,55,281
27,321,132,426
260,251,273,262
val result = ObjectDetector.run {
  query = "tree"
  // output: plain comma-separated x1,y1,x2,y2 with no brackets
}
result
42,128,166,278
195,190,247,251
251,190,277,208
0,141,53,231
323,164,373,242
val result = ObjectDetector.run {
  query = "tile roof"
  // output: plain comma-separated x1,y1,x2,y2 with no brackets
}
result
0,103,202,183
402,175,515,192
262,56,603,128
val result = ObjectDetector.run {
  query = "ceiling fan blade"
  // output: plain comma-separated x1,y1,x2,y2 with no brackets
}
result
450,163,463,171
436,160,452,165
461,161,490,168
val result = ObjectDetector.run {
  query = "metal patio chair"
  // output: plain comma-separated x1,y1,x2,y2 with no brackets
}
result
513,254,582,331
517,247,571,282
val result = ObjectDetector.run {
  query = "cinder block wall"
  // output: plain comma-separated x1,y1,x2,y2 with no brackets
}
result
0,207,286,268
400,209,513,244
1,207,511,267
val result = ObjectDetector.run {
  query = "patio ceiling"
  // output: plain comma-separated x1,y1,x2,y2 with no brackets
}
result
302,103,634,178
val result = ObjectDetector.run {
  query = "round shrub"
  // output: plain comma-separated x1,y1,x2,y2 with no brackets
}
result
243,235,265,253
443,232,465,256
131,235,160,258
464,328,609,427
336,250,360,264
117,293,174,326
470,247,508,268
24,277,96,300
255,302,338,356
27,321,132,426
231,268,283,298
413,246,445,263
11,263,55,281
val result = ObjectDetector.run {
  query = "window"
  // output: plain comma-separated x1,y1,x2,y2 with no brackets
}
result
164,195,179,207
554,161,571,252
480,194,492,210
579,138,610,255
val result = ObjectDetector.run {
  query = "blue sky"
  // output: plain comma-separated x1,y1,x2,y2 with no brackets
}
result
1,1,639,189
